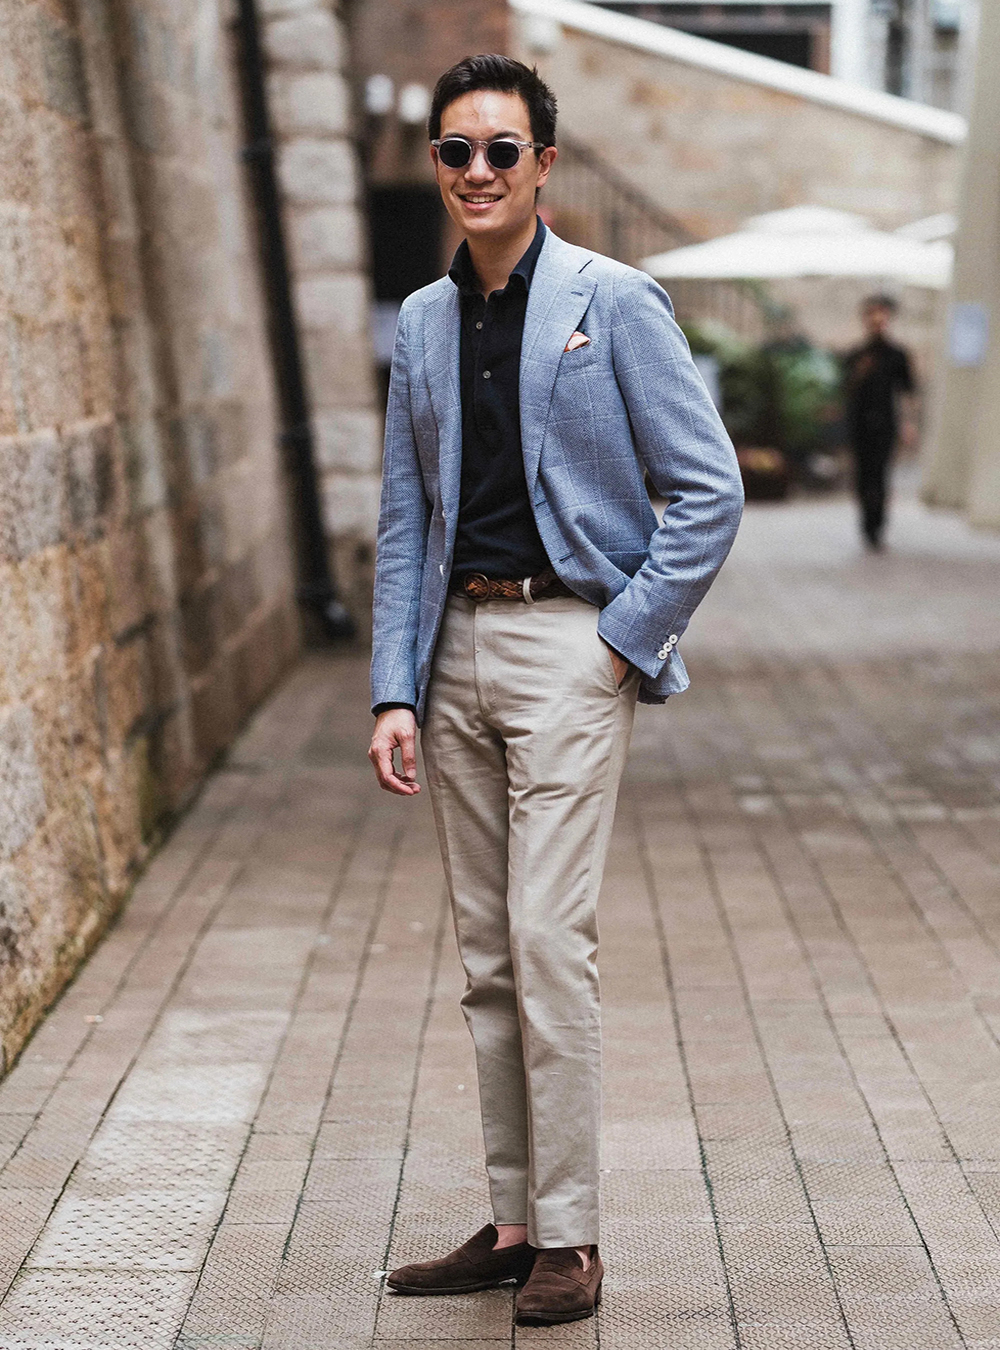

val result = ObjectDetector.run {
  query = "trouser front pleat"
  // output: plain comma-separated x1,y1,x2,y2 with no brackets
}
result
421,593,637,1248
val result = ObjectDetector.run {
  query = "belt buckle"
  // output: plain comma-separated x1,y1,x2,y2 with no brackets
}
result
463,572,491,601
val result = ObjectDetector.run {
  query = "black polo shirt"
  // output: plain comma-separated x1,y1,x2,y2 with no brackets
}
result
448,216,551,582
372,219,551,718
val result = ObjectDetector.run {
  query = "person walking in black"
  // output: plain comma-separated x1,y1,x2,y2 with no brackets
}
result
843,294,916,550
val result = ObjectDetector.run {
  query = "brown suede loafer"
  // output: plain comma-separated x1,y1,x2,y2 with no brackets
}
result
515,1245,604,1324
386,1223,536,1295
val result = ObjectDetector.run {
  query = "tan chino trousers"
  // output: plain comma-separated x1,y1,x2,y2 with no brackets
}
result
421,592,638,1248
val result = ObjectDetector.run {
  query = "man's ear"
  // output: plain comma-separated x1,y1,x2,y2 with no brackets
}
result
536,145,557,191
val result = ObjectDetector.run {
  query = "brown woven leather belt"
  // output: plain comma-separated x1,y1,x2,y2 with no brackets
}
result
451,566,574,603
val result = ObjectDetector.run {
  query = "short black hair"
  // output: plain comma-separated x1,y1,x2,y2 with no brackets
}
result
862,293,898,314
428,54,557,149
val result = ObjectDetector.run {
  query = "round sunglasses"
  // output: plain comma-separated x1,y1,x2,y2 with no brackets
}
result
431,136,546,172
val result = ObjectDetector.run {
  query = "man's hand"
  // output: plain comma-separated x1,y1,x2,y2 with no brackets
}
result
369,709,421,796
604,642,630,687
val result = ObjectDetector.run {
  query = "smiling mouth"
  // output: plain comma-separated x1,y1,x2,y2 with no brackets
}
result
458,193,503,205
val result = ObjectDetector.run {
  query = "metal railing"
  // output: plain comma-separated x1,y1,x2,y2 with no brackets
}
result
543,133,694,266
544,134,768,342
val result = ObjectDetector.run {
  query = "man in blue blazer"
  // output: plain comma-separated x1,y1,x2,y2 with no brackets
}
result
369,55,742,1324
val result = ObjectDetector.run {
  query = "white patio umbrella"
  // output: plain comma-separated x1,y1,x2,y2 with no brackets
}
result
642,205,952,290
894,212,956,242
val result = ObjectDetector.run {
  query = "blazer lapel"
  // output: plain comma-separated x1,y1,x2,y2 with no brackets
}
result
423,285,463,517
520,234,597,495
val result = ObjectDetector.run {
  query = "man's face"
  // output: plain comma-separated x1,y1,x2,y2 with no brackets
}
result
432,90,556,243
863,304,892,338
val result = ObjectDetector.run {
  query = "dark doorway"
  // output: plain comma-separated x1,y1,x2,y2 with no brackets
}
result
369,185,445,301
368,186,446,401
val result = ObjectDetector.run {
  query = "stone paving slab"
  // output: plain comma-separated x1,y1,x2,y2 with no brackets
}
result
1,487,999,1347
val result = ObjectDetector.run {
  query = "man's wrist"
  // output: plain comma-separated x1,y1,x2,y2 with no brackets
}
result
373,702,416,718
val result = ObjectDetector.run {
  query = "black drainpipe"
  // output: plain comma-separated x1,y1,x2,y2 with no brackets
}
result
232,0,356,640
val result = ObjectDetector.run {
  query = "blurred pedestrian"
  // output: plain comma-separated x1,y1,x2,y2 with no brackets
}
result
843,294,917,549
368,54,742,1325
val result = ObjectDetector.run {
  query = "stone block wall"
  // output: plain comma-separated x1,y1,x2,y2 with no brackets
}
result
262,0,382,636
0,0,311,1070
516,15,959,241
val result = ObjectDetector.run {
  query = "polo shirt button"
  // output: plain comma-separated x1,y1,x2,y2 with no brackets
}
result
483,370,491,378
476,321,483,330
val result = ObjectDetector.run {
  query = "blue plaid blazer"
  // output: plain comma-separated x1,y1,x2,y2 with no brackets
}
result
371,229,743,722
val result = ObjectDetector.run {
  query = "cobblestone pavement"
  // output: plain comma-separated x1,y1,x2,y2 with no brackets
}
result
2,485,1000,1349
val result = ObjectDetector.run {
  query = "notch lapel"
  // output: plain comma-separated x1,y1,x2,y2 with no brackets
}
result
520,234,597,495
423,284,463,519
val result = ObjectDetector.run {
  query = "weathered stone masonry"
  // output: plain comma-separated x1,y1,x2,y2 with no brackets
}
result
0,0,373,1070
262,0,382,638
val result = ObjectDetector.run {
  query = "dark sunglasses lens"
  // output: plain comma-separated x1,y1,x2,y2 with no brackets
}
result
487,140,521,170
438,139,472,168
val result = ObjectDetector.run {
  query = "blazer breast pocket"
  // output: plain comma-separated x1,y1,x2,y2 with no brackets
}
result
559,341,600,372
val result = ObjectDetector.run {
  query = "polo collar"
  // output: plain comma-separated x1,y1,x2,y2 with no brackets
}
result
448,215,547,298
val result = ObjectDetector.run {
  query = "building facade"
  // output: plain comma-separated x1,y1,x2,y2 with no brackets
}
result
0,0,375,1070
585,0,979,111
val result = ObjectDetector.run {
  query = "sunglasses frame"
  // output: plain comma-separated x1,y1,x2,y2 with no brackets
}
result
431,136,547,171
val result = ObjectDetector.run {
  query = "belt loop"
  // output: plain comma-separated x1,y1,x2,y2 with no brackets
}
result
522,576,535,604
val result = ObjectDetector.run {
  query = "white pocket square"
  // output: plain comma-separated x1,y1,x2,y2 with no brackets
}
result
564,331,591,352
